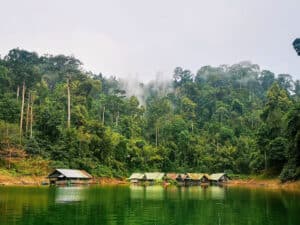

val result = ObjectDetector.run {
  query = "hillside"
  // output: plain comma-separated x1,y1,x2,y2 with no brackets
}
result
0,48,299,181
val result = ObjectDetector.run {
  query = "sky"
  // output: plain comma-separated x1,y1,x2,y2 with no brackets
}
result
1,0,300,81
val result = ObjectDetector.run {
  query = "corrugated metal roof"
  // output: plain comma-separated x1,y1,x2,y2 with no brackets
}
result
144,172,165,180
186,173,209,180
49,169,92,179
209,173,226,181
165,173,178,180
129,173,145,180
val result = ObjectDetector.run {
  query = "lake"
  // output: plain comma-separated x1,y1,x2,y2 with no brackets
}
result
0,185,299,225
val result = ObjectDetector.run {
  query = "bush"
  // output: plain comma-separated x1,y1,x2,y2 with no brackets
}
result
49,160,68,169
228,174,251,180
91,165,114,177
279,162,300,182
14,156,50,176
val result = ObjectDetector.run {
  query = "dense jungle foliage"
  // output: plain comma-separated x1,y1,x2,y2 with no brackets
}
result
0,48,299,181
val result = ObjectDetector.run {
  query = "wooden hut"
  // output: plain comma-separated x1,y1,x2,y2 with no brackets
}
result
165,173,185,185
48,169,92,186
199,173,210,185
144,172,165,183
185,173,210,186
209,173,229,184
176,173,187,186
128,173,145,183
165,173,178,181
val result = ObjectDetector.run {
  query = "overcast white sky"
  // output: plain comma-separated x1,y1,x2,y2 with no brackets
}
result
1,0,300,81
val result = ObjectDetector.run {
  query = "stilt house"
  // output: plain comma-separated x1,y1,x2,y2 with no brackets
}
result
209,173,229,184
48,169,92,185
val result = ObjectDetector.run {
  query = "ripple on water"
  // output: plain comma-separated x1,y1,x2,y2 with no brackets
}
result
0,186,300,225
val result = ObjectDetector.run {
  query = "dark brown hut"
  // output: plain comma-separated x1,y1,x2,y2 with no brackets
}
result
175,173,187,185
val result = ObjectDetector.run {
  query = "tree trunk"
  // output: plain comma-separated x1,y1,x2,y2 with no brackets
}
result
4,122,11,169
264,149,267,171
155,127,159,147
5,122,9,147
16,86,20,101
102,106,105,125
67,77,71,129
19,81,26,143
8,148,12,169
30,93,34,138
116,111,119,126
25,92,31,134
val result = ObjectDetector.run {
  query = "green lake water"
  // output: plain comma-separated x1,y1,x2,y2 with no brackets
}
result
0,185,300,225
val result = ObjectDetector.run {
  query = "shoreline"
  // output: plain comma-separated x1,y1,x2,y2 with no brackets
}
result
0,177,128,186
227,179,300,192
1,172,299,191
0,172,128,186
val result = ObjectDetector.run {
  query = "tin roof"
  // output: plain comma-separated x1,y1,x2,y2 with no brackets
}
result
186,173,209,180
48,169,92,179
129,173,145,180
144,172,165,180
209,173,226,181
165,173,178,180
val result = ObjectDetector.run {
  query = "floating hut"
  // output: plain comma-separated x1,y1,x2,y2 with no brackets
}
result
164,173,184,185
164,173,194,185
129,173,145,183
165,173,178,181
209,173,229,184
176,173,187,183
48,169,92,186
185,173,210,185
144,172,165,182
199,173,210,185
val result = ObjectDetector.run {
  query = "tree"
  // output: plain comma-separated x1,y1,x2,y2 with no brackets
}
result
1,48,299,181
67,76,71,128
257,83,292,173
285,103,300,166
277,74,293,92
259,70,275,91
0,147,27,169
0,65,10,93
173,67,193,87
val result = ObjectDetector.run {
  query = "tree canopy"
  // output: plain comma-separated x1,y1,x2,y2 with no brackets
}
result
0,48,299,180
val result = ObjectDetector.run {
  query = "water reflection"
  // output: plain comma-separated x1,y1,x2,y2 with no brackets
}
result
144,185,164,200
0,186,299,225
130,185,225,200
130,185,164,200
55,187,87,203
209,186,225,200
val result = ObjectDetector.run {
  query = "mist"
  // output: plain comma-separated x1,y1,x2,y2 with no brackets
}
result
119,72,174,106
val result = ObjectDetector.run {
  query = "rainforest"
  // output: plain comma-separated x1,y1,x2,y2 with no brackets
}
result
0,48,299,181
